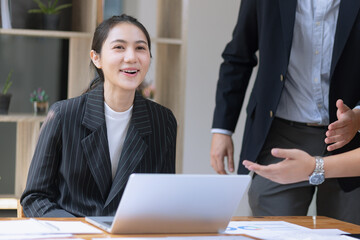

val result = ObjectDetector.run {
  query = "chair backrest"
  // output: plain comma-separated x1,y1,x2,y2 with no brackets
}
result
17,199,25,218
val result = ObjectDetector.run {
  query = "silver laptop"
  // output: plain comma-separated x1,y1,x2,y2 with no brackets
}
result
85,173,251,234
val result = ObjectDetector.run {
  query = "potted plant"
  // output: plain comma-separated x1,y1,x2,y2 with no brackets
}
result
28,0,72,30
0,70,13,114
137,82,155,100
30,88,49,115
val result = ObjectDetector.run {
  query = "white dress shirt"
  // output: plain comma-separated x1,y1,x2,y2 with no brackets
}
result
276,0,340,125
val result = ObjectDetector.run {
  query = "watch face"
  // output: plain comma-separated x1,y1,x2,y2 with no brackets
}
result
309,173,325,185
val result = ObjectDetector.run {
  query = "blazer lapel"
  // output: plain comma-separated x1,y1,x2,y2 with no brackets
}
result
278,0,297,62
81,84,112,201
104,92,152,207
330,0,360,78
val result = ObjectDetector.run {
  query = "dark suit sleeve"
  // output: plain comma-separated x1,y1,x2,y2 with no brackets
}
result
212,0,259,131
163,109,177,173
20,103,75,217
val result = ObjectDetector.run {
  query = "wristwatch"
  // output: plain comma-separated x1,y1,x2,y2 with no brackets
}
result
309,156,325,185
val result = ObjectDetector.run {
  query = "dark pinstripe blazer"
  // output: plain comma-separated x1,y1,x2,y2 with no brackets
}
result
20,83,177,217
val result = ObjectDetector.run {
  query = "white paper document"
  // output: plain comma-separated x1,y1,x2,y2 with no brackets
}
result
0,234,73,239
248,230,352,240
224,221,349,240
225,221,309,233
37,220,103,234
96,237,253,240
0,219,102,235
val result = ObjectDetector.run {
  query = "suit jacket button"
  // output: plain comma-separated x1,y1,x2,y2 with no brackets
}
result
270,110,273,118
280,74,284,81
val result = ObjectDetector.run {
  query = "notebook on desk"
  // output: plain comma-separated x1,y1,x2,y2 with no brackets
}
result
86,173,251,234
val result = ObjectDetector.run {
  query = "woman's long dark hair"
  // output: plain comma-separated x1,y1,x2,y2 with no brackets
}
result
84,14,152,93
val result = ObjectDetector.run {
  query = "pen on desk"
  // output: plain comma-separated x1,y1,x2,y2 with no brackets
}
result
30,218,60,232
43,220,60,231
312,215,316,228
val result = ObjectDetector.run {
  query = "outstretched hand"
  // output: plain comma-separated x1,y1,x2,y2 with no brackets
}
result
242,148,315,184
325,99,360,151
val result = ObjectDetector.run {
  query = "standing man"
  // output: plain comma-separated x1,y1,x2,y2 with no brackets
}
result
211,0,360,224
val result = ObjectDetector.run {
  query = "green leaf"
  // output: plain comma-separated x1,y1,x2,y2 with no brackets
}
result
51,0,59,9
2,70,13,95
54,3,72,13
34,0,48,12
28,0,71,15
28,9,43,14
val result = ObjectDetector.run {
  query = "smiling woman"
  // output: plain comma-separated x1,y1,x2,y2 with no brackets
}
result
20,14,177,218
90,20,151,112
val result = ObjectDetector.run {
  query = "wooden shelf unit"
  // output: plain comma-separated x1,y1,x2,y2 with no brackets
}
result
0,114,46,198
0,0,97,98
0,198,17,210
152,37,183,45
0,0,98,198
0,28,92,38
154,0,188,173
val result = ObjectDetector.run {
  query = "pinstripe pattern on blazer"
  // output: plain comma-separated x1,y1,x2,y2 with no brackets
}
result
20,83,177,217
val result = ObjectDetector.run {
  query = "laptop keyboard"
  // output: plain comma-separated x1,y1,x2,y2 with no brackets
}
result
104,221,113,227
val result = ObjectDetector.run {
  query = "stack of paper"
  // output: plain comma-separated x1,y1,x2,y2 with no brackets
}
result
224,221,352,240
0,219,102,239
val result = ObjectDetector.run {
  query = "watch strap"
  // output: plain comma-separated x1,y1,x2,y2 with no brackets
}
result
314,156,324,174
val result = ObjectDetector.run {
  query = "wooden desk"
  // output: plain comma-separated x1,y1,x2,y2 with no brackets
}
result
1,216,359,239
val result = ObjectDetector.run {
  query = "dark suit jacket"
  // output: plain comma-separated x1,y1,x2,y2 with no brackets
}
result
212,0,360,191
21,83,177,217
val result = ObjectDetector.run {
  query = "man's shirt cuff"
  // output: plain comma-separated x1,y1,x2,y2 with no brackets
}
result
353,106,360,133
211,128,233,136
